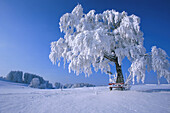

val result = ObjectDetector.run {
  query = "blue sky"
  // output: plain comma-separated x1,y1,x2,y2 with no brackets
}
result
0,0,170,85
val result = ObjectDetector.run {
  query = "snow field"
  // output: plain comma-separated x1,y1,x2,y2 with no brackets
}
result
0,80,170,113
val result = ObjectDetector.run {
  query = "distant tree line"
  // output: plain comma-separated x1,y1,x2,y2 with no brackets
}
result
2,71,95,89
6,71,53,89
54,82,95,89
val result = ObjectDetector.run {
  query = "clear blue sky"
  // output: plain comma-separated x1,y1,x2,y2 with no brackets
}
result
0,0,170,85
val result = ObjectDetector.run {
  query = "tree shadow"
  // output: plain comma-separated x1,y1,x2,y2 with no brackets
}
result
139,89,170,93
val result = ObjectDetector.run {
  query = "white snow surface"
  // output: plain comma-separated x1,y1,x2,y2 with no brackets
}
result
0,80,170,113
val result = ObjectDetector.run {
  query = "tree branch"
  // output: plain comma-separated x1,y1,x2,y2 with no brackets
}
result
107,71,113,75
104,52,116,62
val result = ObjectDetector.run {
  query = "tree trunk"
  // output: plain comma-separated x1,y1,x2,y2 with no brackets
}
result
115,57,124,83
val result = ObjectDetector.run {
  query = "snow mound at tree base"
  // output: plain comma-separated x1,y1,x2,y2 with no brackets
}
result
0,80,170,113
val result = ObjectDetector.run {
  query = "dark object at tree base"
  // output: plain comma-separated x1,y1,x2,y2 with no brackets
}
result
109,87,125,91
109,83,125,91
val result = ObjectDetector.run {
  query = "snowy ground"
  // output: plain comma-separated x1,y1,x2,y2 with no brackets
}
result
0,80,170,113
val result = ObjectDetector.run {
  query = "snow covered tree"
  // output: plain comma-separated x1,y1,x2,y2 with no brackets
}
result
49,4,170,84
6,71,23,83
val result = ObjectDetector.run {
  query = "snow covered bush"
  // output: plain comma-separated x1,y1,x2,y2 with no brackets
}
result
40,81,53,89
6,71,23,83
72,83,95,88
55,82,63,89
0,76,5,80
24,73,45,84
63,84,73,89
62,83,95,89
29,78,40,88
49,4,170,84
23,73,53,89
46,82,53,89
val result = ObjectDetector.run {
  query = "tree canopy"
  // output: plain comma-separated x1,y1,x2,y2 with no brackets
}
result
49,4,170,84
